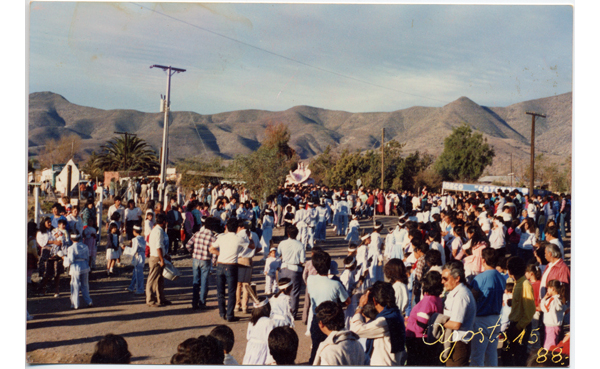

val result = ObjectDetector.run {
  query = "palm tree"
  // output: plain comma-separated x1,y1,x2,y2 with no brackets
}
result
96,134,160,174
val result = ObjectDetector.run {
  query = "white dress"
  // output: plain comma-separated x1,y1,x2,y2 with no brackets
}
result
242,316,274,365
269,294,294,328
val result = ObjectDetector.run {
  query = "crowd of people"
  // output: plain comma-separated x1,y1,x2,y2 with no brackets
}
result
28,179,571,366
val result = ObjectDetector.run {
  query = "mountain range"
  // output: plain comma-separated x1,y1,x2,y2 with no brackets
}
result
28,91,572,176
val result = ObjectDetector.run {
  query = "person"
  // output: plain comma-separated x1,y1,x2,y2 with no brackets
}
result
90,334,131,364
469,248,506,367
209,217,246,322
106,223,123,276
234,221,257,314
124,199,142,240
383,258,409,316
36,217,64,297
277,225,306,319
269,278,295,327
242,297,274,365
64,232,93,309
170,336,224,365
545,224,564,259
186,216,219,310
367,221,384,283
539,242,570,299
146,213,171,307
313,300,366,365
166,202,183,254
143,209,154,241
209,325,238,365
306,250,351,364
441,260,477,366
340,255,359,329
501,256,536,367
126,225,146,295
27,221,39,286
268,326,299,365
517,217,537,262
259,209,275,256
350,281,406,366
404,270,444,366
66,206,84,235
540,280,568,350
82,218,98,269
107,196,125,233
264,246,281,295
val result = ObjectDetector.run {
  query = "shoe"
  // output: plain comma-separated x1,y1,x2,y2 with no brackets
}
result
134,292,145,295
236,306,242,312
226,316,240,322
87,302,94,307
160,300,173,306
242,309,248,314
192,305,200,310
53,293,59,298
220,315,226,320
147,303,160,308
126,288,134,292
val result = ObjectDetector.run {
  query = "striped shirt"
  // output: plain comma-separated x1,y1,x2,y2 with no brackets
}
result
186,228,218,261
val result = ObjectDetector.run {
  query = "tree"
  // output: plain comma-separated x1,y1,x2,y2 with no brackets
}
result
434,124,495,182
38,134,82,168
96,134,160,174
81,151,105,180
232,123,297,202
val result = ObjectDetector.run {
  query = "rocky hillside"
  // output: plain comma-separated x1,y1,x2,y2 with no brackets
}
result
28,91,572,175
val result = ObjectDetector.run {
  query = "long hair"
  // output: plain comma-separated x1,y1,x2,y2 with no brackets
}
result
547,280,569,304
250,298,271,326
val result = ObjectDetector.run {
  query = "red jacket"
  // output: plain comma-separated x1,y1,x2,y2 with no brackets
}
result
543,259,571,287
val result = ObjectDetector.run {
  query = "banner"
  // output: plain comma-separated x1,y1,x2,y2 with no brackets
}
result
442,182,550,196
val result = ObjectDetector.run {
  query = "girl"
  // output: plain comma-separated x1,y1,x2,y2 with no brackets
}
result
345,215,361,245
143,209,154,242
517,218,537,262
340,255,358,329
106,223,123,276
242,297,274,365
540,280,567,349
127,225,146,294
269,278,294,328
263,246,281,295
383,258,409,316
82,218,98,270
260,209,275,258
451,223,465,261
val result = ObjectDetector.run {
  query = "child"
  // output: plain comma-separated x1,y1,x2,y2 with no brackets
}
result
82,218,98,270
384,258,409,316
242,297,274,365
269,278,295,328
49,219,69,297
339,255,358,329
499,280,514,333
127,225,146,294
144,209,154,242
263,246,281,295
525,263,543,354
209,325,238,365
540,280,567,350
63,233,93,309
106,223,123,276
345,215,360,245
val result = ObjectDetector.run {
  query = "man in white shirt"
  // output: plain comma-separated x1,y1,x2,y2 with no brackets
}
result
234,221,256,314
146,213,171,307
107,196,125,232
209,218,246,322
277,225,306,319
441,261,477,366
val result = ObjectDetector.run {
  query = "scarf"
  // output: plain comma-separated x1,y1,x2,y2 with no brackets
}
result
365,306,405,358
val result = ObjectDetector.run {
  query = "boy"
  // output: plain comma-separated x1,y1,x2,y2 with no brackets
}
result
209,325,238,365
127,225,146,294
63,233,93,309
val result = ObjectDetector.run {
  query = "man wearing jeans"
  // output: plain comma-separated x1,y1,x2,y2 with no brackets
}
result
210,218,247,322
186,217,219,310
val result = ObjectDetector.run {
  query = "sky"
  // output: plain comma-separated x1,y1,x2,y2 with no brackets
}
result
28,1,573,115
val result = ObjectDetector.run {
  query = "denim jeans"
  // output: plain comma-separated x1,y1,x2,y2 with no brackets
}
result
216,263,238,319
192,259,211,307
129,263,144,293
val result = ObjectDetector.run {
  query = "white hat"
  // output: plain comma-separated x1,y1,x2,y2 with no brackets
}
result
253,297,269,309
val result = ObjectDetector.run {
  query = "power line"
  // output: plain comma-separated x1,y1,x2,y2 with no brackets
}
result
131,2,449,105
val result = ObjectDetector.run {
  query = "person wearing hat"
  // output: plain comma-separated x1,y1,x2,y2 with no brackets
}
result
315,199,329,242
345,214,360,245
368,222,385,283
269,278,295,328
294,200,309,249
335,195,350,236
126,225,146,295
306,201,318,250
63,232,93,309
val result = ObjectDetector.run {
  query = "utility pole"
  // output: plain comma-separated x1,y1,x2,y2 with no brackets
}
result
510,153,513,187
150,64,186,202
525,111,547,197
